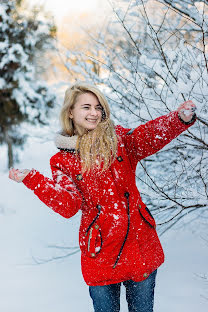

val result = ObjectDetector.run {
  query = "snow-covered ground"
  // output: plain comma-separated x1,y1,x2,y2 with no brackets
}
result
1,137,207,312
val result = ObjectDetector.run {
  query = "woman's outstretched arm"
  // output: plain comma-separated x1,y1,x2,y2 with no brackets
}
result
9,157,83,219
122,100,197,168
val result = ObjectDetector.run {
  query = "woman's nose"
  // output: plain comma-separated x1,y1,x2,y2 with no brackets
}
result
89,108,98,116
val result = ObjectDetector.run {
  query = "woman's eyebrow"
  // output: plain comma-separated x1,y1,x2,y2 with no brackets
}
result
81,103,102,107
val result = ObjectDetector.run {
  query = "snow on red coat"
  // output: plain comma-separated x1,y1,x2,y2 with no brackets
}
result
22,111,196,286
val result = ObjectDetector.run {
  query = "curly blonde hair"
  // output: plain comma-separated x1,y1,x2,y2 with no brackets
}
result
60,83,118,173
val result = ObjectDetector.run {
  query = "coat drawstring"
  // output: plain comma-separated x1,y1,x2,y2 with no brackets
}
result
113,191,130,269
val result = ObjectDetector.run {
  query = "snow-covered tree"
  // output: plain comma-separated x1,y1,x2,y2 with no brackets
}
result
0,0,56,168
59,0,208,232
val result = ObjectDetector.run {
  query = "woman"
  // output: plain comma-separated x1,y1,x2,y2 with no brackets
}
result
9,83,196,312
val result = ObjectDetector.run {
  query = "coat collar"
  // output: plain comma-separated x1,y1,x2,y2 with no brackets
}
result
54,132,78,151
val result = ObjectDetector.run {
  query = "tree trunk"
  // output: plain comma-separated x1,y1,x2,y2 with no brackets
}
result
4,129,13,169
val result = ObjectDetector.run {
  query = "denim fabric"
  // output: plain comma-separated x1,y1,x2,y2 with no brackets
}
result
89,269,157,312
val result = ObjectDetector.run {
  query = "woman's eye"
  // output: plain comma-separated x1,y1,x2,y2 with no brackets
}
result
96,106,102,110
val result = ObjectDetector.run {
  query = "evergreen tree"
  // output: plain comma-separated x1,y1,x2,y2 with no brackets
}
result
0,0,56,168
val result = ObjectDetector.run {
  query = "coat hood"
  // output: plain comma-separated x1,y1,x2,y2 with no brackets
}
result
54,132,78,150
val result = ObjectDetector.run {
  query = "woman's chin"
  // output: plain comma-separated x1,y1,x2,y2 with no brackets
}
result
85,123,99,131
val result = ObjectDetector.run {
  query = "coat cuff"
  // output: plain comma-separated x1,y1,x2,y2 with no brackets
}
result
22,169,41,190
177,112,197,125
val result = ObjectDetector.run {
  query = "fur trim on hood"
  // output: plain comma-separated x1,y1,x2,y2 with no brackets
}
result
54,133,78,150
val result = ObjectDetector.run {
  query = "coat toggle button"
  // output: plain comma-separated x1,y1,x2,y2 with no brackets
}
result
96,204,102,211
124,192,129,198
76,174,83,181
117,156,123,162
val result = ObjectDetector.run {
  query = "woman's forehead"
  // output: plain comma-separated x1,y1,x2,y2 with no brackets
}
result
76,92,101,106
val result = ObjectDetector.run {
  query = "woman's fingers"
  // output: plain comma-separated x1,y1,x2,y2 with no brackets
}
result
9,168,16,180
9,168,18,182
8,169,13,180
9,168,31,183
178,100,196,112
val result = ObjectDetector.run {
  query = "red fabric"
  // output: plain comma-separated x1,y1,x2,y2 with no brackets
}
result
22,111,196,286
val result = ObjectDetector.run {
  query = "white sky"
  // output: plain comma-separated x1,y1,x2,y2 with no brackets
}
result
29,0,101,22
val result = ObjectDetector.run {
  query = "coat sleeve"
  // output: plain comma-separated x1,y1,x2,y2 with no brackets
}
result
122,110,196,168
22,155,83,218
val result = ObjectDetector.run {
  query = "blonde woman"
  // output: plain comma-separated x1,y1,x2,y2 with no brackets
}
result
9,83,196,312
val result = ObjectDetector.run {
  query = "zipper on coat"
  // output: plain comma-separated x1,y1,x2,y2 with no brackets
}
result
85,204,102,236
113,191,130,269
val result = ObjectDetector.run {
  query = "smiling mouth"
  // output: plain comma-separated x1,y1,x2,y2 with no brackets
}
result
86,119,98,123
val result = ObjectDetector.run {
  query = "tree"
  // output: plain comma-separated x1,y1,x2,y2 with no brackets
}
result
0,0,56,169
61,0,208,233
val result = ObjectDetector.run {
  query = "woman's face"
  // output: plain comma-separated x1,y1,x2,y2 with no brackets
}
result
69,92,103,131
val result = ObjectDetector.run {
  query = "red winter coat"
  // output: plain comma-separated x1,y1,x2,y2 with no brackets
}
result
22,111,196,286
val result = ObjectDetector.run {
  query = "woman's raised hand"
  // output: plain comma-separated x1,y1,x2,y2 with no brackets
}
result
9,168,31,183
177,100,196,123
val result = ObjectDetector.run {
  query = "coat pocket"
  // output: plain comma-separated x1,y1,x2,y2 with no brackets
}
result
138,205,156,229
86,225,102,258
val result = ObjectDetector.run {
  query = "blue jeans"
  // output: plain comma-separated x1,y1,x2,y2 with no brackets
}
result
89,270,157,312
